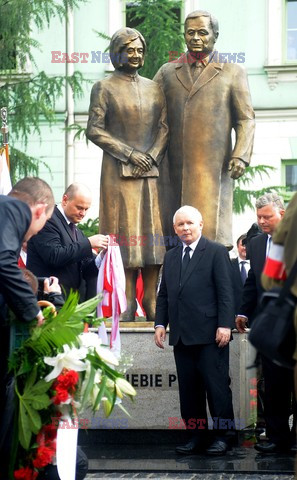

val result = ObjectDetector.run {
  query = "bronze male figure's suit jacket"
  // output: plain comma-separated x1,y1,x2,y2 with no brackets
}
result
155,236,234,345
154,53,255,247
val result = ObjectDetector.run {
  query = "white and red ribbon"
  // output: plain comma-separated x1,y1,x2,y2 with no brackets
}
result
263,243,286,281
96,241,127,358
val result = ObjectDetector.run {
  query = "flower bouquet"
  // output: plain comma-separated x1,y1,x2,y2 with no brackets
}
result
8,292,136,480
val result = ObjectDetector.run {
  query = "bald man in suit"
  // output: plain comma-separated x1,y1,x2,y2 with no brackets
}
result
155,206,234,456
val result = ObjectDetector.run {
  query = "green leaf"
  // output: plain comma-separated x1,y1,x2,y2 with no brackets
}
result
23,402,41,434
93,375,107,412
81,365,96,407
31,394,52,410
24,365,37,390
30,379,53,395
18,401,32,450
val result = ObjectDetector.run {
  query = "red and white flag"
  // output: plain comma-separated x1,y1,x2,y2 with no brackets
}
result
263,242,286,281
0,147,12,194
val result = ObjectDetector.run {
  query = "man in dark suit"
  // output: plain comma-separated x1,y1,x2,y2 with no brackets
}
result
0,177,55,475
27,183,109,301
155,205,234,456
231,234,249,315
235,193,296,453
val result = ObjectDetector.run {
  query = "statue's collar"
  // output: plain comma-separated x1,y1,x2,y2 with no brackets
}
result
114,69,139,81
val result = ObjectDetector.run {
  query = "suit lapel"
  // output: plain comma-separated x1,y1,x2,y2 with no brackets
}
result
55,207,74,242
232,259,241,283
175,53,224,99
170,246,183,290
189,62,223,99
179,236,206,290
175,59,193,93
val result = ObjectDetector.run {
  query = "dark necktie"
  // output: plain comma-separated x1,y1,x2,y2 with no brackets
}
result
181,246,191,282
240,261,247,284
69,222,77,241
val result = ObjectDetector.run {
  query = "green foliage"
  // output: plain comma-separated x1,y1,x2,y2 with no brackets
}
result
9,292,135,474
0,0,86,182
233,165,287,214
16,366,52,449
77,217,100,236
126,0,184,79
9,146,51,184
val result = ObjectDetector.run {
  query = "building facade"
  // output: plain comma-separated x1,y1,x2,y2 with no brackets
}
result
10,0,297,243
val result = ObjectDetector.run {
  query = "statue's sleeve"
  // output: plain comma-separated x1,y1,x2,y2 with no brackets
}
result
230,66,255,166
86,82,133,164
146,87,169,166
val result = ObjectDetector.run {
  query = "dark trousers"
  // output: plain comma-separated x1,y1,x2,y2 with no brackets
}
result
261,354,296,446
174,341,234,440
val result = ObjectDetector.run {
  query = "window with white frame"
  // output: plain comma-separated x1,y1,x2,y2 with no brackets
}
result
264,0,297,89
286,0,297,61
282,160,297,199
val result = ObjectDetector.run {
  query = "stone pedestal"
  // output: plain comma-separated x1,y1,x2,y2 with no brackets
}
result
85,325,257,431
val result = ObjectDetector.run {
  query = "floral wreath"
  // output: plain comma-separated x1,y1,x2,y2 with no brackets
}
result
8,293,136,480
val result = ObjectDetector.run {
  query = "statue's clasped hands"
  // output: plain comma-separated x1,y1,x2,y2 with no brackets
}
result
130,150,152,177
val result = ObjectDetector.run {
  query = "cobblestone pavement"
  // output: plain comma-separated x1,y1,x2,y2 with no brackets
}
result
86,474,294,480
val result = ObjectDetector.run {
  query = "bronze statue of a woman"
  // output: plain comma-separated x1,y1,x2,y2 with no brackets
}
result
86,28,168,321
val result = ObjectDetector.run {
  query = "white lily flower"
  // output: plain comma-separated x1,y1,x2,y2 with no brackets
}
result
79,332,119,366
116,377,136,396
78,332,102,349
96,345,119,366
44,344,87,382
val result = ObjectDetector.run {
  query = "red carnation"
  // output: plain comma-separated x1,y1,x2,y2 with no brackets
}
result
57,370,79,390
14,466,38,480
53,386,69,405
32,445,55,469
37,423,58,446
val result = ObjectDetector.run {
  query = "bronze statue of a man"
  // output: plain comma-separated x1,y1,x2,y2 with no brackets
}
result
86,28,168,321
154,10,255,248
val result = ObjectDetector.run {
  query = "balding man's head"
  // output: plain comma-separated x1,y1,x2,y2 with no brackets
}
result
62,183,92,224
173,205,203,245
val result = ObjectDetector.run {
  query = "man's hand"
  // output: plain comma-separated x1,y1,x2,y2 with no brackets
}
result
44,276,61,294
89,234,109,250
228,158,246,179
154,326,166,349
36,310,45,327
130,150,152,172
235,315,248,333
215,327,231,348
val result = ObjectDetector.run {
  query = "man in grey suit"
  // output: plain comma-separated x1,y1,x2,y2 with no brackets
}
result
154,10,255,247
155,206,234,456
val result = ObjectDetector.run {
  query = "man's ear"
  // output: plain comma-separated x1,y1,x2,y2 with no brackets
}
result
34,203,47,219
62,194,68,206
214,32,219,42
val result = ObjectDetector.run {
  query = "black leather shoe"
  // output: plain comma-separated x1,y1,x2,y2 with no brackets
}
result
175,439,205,455
254,441,289,454
206,440,229,456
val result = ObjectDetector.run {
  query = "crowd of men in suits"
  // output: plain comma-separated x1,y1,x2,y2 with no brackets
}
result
0,174,296,464
155,193,296,457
